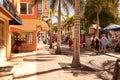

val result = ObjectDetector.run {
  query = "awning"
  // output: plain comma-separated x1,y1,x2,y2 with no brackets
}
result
37,21,49,31
100,24,120,32
10,25,24,31
0,0,23,25
15,19,49,31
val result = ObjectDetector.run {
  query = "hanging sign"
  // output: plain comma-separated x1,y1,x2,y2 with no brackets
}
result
43,0,48,18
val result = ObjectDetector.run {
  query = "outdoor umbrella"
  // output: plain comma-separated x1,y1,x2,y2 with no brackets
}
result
100,24,120,32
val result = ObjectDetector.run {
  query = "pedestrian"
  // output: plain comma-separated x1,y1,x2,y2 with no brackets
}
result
94,36,100,55
100,34,108,53
86,35,91,49
14,39,22,53
52,36,55,48
80,37,84,48
68,38,73,50
107,35,112,51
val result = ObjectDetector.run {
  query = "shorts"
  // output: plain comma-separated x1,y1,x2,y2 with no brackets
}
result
102,44,107,48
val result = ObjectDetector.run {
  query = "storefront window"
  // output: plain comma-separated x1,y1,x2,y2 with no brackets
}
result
12,32,33,45
27,32,33,44
0,20,4,46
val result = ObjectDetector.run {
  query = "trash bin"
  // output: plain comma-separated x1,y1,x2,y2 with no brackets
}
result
113,58,120,80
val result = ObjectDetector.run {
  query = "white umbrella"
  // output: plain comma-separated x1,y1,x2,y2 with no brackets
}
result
101,24,120,31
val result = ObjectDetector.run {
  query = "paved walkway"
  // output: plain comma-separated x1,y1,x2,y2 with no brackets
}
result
0,41,120,80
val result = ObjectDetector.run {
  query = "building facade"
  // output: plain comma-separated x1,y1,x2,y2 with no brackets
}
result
0,0,23,61
11,0,49,52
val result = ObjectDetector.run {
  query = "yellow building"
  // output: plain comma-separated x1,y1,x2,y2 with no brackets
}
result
0,0,23,61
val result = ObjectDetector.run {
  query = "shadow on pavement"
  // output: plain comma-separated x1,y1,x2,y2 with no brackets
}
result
12,53,50,59
23,54,57,62
104,53,120,59
89,60,115,74
58,62,114,80
23,58,55,62
58,62,100,71
13,67,66,79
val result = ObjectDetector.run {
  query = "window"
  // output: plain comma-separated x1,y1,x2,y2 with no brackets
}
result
0,20,4,46
20,3,33,14
12,32,34,44
27,32,33,44
20,3,27,14
28,4,33,14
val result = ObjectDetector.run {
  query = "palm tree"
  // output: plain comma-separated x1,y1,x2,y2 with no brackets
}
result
48,10,53,48
84,0,119,36
71,0,80,68
45,9,58,48
62,16,74,35
44,10,53,48
33,0,73,54
50,0,73,54
86,0,104,36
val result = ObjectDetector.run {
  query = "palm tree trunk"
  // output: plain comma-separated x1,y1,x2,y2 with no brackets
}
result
71,0,81,68
96,6,99,36
55,0,61,54
49,13,53,48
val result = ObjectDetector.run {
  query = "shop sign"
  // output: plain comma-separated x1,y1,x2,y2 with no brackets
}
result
38,2,42,14
43,0,48,19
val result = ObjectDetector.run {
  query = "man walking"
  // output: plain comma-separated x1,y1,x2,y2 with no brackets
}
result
101,34,108,53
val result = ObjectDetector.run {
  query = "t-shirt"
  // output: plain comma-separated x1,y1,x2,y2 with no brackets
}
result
101,37,108,45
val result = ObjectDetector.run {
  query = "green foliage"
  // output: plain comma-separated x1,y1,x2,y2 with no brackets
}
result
52,25,58,32
114,17,120,24
50,0,73,16
62,16,74,29
84,0,119,28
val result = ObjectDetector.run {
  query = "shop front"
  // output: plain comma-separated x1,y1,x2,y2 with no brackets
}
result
0,0,23,61
11,19,49,52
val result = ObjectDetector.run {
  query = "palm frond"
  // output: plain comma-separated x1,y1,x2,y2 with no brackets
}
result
62,0,69,17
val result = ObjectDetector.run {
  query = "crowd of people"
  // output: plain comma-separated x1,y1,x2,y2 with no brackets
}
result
80,31,120,54
62,31,120,54
42,31,120,55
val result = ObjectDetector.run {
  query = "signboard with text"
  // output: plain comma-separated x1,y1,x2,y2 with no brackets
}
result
43,0,48,19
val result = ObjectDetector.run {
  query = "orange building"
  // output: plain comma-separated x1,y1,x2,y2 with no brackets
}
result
11,0,49,52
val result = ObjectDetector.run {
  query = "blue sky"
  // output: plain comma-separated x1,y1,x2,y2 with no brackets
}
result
52,6,74,24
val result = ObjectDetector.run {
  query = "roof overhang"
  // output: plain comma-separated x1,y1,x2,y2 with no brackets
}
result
13,19,49,31
10,25,24,31
0,0,23,25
